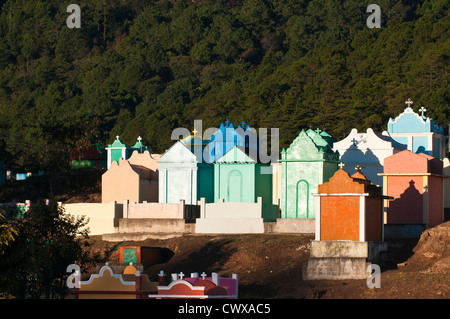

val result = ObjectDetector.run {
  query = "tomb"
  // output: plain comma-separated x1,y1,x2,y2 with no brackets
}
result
276,129,339,233
101,154,158,204
303,166,388,280
119,246,163,266
206,120,258,163
106,136,149,169
387,98,446,160
379,150,445,237
333,128,406,186
69,262,158,299
314,166,384,242
148,271,238,299
195,146,277,233
213,146,274,217
69,143,107,169
158,140,214,204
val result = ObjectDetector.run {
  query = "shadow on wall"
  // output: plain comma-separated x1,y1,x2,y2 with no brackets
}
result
387,180,424,224
416,146,426,154
340,146,382,184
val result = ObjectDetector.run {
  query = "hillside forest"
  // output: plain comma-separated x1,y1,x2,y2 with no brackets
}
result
0,0,448,172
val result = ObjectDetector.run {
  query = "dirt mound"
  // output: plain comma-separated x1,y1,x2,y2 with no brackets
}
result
406,221,450,274
85,225,450,299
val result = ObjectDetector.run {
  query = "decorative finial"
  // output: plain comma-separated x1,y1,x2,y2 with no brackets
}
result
419,106,427,117
137,136,142,142
405,98,413,108
116,135,119,140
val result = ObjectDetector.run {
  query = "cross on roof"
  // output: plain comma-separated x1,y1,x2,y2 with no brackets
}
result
201,272,207,280
351,137,358,146
315,128,321,134
419,106,427,117
339,162,345,169
241,121,246,127
116,135,120,140
137,136,142,142
192,128,198,135
225,119,230,126
178,272,185,280
355,165,362,171
405,98,413,107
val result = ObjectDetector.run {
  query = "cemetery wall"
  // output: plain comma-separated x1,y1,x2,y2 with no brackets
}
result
61,201,123,235
125,200,185,219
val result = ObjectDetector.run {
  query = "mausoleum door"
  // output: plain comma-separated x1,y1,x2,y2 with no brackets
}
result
227,170,242,202
296,180,309,218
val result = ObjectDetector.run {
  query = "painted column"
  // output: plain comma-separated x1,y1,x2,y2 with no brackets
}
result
359,195,366,242
314,195,321,241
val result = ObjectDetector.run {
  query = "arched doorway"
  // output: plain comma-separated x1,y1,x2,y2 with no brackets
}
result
296,179,310,218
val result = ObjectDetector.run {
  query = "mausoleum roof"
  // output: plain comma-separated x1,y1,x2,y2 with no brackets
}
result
387,99,444,135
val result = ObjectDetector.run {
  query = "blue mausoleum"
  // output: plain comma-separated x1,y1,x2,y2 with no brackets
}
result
387,98,446,159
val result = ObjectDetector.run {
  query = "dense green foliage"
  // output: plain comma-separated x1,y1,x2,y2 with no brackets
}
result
0,201,95,299
0,0,448,171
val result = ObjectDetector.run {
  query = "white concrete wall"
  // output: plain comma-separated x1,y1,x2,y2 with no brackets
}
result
124,200,185,219
195,197,264,233
60,201,123,235
198,197,262,219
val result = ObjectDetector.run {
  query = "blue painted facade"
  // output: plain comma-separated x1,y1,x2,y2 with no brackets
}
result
206,120,258,163
387,102,446,159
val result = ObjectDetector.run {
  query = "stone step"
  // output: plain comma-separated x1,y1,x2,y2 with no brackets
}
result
302,257,371,280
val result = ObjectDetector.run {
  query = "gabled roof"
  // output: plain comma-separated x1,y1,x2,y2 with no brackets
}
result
214,145,257,163
318,167,381,195
383,150,443,175
107,136,127,148
282,129,339,161
159,141,199,163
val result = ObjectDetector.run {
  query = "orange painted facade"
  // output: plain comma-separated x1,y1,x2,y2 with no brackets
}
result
320,196,360,241
381,150,444,228
316,168,383,242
